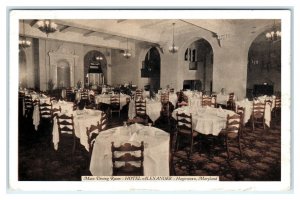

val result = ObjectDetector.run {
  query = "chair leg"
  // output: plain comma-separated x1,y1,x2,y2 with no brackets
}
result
175,134,179,152
190,137,193,155
240,126,244,138
225,137,230,159
238,136,242,158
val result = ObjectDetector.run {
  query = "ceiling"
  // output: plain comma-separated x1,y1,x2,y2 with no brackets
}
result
24,19,281,49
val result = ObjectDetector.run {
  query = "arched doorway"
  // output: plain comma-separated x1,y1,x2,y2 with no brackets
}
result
19,49,27,88
84,50,107,87
141,47,161,92
183,38,213,93
247,30,281,98
57,59,71,88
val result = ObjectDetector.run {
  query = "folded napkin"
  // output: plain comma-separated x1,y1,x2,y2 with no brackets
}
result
218,106,223,112
129,132,138,141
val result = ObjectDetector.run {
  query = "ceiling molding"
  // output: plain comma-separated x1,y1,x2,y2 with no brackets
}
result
83,30,96,37
59,25,71,33
30,20,38,27
117,19,127,23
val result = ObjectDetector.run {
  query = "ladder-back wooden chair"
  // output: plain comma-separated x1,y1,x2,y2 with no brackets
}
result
110,94,121,118
111,141,144,176
175,112,198,155
251,100,266,132
56,114,76,155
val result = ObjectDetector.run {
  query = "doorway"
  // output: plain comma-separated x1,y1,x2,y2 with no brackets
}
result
57,60,71,88
141,47,161,92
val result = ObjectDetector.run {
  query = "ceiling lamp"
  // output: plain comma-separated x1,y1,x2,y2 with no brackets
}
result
123,38,131,59
36,20,58,37
95,55,103,61
265,20,281,41
169,23,179,53
19,20,31,49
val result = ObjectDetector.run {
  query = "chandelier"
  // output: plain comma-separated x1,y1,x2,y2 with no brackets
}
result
265,20,281,41
19,20,31,49
123,38,131,59
36,20,58,37
169,23,179,53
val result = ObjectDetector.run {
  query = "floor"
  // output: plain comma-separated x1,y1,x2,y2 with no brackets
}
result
18,104,281,181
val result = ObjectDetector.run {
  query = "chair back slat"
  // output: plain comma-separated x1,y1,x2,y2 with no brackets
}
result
135,99,147,116
111,141,144,176
86,121,101,154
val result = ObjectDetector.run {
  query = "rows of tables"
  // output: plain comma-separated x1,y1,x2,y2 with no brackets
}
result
21,89,277,176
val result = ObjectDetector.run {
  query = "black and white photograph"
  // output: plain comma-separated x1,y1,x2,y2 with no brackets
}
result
5,8,294,195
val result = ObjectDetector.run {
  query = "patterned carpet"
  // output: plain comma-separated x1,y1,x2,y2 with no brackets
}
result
18,106,281,181
172,125,281,181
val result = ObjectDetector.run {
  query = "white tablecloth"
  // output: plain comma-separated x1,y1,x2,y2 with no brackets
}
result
95,94,130,108
90,123,170,176
31,96,53,130
172,106,235,136
216,94,230,105
183,91,202,99
257,95,276,109
235,99,272,126
128,99,162,122
52,109,102,151
75,90,95,101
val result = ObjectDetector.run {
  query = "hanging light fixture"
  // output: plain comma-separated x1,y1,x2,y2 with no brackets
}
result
265,20,281,41
169,23,179,53
19,20,31,49
95,55,103,61
123,38,131,59
36,20,58,37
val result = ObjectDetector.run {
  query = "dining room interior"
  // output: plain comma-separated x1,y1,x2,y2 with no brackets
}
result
17,16,283,181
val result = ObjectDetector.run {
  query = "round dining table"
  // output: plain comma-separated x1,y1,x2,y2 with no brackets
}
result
89,123,170,176
52,109,102,152
172,106,235,136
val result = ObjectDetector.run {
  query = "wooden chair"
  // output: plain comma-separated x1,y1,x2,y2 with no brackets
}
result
202,95,212,107
251,100,266,131
273,96,281,119
86,121,101,156
161,92,169,103
220,114,242,159
56,114,76,154
52,106,62,119
50,96,57,102
176,91,188,108
80,89,89,106
24,95,34,117
227,92,235,111
111,141,144,176
135,89,143,100
211,95,217,108
236,106,245,137
85,94,96,109
39,101,53,122
65,88,74,102
175,112,198,155
134,98,148,125
110,94,121,118
99,111,108,131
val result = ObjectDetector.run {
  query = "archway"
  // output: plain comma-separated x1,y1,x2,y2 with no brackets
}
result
246,29,281,98
19,49,27,88
57,59,71,88
84,50,108,87
141,47,161,92
183,38,213,93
